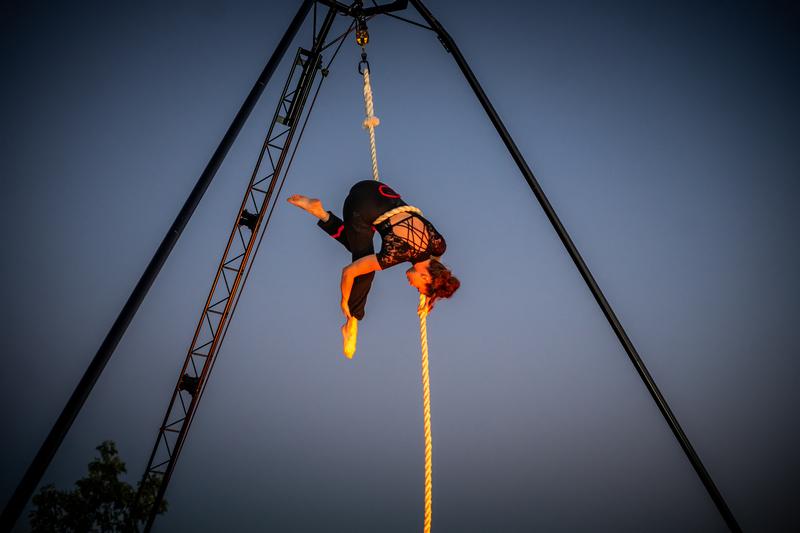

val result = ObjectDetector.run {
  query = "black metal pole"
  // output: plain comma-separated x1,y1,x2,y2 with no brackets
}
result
407,1,742,532
0,2,313,530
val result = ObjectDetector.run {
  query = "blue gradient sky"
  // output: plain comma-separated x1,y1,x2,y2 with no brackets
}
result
2,0,799,531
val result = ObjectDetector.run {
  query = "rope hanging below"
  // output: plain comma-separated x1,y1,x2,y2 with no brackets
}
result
418,293,433,533
359,44,432,533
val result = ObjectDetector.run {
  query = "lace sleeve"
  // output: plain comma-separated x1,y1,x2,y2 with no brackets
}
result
375,214,446,269
376,232,414,270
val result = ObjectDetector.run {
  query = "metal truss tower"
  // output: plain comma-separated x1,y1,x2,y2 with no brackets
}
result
134,7,338,531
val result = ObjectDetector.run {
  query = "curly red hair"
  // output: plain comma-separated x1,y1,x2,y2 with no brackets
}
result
422,258,460,312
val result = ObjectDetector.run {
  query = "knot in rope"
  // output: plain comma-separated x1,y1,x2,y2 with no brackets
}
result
363,115,380,129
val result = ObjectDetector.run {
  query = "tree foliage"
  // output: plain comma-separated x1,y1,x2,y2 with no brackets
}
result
30,441,166,532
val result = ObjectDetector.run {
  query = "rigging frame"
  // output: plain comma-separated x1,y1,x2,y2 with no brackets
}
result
1,2,743,532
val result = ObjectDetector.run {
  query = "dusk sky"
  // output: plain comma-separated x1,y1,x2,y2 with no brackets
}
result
2,0,799,531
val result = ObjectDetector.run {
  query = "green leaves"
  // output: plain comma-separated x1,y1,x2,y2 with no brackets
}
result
29,441,166,532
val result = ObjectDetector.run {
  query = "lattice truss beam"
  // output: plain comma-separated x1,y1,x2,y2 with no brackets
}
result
145,47,319,477
136,8,339,519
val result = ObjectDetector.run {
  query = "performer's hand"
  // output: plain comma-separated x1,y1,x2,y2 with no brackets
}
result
341,299,351,319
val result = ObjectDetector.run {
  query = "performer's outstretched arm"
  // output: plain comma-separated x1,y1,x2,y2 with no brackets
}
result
340,255,381,318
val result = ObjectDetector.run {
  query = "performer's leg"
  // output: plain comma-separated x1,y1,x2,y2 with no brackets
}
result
316,211,350,251
340,220,374,358
341,189,380,321
347,273,374,321
287,192,370,358
287,194,351,250
344,223,376,321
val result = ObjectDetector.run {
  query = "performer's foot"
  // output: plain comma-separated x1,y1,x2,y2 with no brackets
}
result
287,194,327,220
341,316,358,359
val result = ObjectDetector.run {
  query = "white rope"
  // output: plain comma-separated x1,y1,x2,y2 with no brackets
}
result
418,293,432,533
361,67,380,181
360,56,433,533
372,205,423,226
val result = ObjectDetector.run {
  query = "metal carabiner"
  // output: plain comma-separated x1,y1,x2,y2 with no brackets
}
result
358,51,370,75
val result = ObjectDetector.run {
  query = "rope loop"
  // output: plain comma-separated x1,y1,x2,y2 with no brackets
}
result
372,205,423,226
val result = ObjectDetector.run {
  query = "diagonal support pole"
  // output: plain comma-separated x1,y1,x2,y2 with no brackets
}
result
407,1,742,531
0,2,313,530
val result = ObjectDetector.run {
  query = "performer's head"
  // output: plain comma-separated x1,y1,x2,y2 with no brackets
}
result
406,258,460,311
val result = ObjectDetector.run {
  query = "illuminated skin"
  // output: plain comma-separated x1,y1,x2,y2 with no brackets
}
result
287,193,433,316
405,260,432,292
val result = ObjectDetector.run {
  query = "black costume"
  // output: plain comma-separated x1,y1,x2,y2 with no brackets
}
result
317,180,446,320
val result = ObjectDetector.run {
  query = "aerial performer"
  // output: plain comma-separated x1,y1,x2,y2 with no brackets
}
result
288,179,460,358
